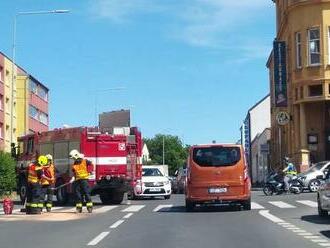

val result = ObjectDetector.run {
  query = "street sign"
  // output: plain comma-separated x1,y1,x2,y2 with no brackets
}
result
276,111,290,125
273,41,288,107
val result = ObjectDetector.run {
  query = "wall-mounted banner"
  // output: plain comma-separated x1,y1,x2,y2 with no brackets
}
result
273,41,288,107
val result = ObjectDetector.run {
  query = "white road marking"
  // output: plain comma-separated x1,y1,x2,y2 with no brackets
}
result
298,233,313,236
268,201,296,208
319,243,330,247
251,202,265,209
87,232,110,246
153,204,173,212
292,230,307,233
296,200,317,208
57,207,76,213
94,206,118,213
278,222,291,225
110,220,125,229
311,239,329,243
123,213,134,219
304,236,323,239
51,207,64,211
286,227,300,230
281,224,296,228
121,205,145,212
259,210,285,223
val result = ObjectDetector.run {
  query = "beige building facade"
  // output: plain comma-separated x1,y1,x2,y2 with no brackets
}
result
268,0,330,172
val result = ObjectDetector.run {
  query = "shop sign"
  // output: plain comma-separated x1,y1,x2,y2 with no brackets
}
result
276,111,290,125
273,41,288,107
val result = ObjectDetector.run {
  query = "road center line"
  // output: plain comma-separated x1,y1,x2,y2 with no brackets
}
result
123,213,134,219
259,210,285,223
110,220,125,229
153,204,173,212
87,232,110,246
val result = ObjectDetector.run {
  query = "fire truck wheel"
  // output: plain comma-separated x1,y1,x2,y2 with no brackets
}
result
100,192,124,205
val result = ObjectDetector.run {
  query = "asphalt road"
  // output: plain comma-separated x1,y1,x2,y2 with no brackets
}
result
0,191,329,248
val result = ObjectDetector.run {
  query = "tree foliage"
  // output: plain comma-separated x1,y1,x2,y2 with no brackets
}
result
0,152,16,196
143,134,189,175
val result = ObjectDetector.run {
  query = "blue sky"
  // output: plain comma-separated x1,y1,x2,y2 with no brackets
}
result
0,0,275,145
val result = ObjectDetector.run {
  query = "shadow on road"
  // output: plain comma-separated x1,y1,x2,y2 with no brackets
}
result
301,215,330,225
158,205,245,213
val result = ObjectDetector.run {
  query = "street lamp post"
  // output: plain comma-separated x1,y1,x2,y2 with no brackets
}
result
11,9,70,146
162,135,165,165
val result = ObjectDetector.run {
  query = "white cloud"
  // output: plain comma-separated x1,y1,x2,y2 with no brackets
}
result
90,0,273,60
90,0,165,23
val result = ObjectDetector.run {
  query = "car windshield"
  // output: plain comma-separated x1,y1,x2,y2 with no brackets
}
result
142,168,163,177
193,146,241,167
308,162,328,172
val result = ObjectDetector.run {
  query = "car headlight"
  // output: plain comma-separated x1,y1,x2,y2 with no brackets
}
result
163,181,170,185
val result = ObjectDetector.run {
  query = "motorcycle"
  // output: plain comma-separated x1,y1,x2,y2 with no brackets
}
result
263,172,304,196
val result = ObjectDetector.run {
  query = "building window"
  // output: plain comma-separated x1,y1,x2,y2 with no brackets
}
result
5,125,9,141
28,79,37,94
0,66,3,82
29,105,38,120
0,94,3,111
295,32,302,68
39,112,48,125
295,88,299,101
0,123,3,139
38,86,48,102
308,28,321,65
309,84,323,97
5,97,9,113
300,86,304,99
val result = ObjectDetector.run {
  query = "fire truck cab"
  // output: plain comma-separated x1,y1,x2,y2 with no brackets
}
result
14,127,143,205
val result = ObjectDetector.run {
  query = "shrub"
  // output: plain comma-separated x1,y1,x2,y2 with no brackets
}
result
0,152,16,196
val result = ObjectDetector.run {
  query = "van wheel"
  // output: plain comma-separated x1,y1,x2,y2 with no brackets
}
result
185,199,195,212
242,198,251,211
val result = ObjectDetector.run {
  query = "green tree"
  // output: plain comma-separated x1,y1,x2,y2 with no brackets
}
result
0,152,16,196
144,134,189,175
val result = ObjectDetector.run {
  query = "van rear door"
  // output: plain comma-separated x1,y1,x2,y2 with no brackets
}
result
190,146,245,196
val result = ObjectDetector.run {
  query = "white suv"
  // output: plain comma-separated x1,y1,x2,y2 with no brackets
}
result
133,166,171,199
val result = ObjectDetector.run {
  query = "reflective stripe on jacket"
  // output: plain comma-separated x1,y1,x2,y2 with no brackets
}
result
72,159,89,180
27,163,42,184
41,164,56,185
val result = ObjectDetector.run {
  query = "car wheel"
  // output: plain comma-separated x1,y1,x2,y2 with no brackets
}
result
164,195,170,200
309,179,321,192
318,195,328,217
242,198,251,211
185,199,195,212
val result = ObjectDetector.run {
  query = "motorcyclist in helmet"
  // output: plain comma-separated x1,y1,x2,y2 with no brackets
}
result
282,157,297,192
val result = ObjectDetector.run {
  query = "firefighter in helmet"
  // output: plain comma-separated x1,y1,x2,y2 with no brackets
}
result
41,154,56,212
69,149,94,213
26,155,47,214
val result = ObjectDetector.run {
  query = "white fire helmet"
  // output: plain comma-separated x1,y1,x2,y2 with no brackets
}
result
45,154,53,161
69,149,83,160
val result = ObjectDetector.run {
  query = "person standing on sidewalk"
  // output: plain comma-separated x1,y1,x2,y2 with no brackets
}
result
41,154,56,212
69,149,93,213
26,156,47,214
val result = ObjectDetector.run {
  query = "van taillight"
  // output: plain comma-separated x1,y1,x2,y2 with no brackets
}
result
244,167,249,181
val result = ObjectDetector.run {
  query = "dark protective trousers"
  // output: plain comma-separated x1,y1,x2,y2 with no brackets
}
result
41,185,53,208
26,183,42,214
73,179,92,206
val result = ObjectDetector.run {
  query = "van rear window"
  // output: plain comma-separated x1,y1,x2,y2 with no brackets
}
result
192,147,241,167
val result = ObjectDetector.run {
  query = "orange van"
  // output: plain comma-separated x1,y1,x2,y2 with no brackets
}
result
185,144,251,211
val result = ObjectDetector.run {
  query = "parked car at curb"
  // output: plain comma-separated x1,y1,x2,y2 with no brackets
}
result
317,171,330,217
299,161,330,192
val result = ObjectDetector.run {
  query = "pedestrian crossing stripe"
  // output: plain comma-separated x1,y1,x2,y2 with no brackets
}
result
251,202,265,209
269,201,296,208
121,205,145,212
296,200,317,208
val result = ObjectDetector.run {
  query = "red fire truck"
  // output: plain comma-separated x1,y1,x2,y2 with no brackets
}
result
14,126,143,205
